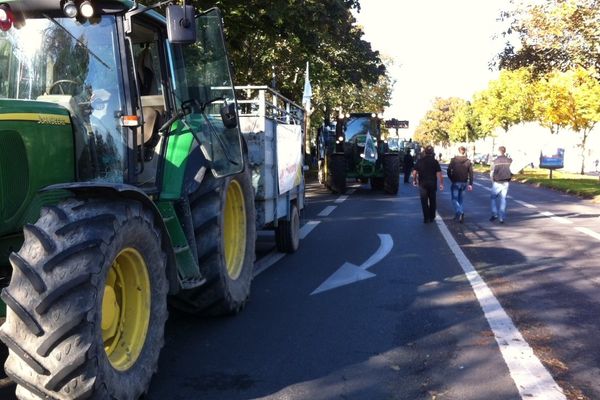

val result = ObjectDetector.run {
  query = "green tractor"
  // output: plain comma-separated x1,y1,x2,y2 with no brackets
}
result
318,112,400,194
0,1,256,398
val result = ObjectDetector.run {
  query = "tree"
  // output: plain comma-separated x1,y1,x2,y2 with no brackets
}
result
534,67,600,174
414,97,465,146
191,0,387,107
471,68,535,135
448,101,487,144
496,0,600,75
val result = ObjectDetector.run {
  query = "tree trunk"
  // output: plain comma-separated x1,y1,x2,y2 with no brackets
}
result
580,129,589,175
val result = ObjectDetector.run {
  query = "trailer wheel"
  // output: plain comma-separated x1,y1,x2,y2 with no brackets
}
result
328,154,347,194
0,198,168,400
383,154,400,194
275,203,300,253
173,165,256,316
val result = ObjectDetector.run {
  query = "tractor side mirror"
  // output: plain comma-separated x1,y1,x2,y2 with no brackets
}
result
220,102,238,129
166,5,197,44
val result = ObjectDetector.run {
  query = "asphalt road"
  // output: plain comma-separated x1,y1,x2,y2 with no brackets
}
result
2,171,600,400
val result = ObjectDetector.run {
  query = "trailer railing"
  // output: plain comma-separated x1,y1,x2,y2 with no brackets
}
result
233,85,304,125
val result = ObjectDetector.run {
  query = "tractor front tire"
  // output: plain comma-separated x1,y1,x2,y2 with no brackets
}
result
0,198,168,400
173,166,256,316
383,155,401,194
327,154,347,194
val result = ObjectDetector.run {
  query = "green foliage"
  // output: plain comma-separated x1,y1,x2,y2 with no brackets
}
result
534,67,600,173
414,97,465,145
496,0,600,75
471,68,535,134
449,101,486,143
190,0,388,114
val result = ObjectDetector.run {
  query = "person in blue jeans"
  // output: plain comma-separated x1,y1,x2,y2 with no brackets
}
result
447,146,473,223
489,146,513,223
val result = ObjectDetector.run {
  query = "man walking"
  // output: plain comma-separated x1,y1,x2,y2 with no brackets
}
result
403,150,414,184
447,146,473,223
490,146,512,223
413,145,444,223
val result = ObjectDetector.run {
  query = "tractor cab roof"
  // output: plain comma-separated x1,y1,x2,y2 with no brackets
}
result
1,1,164,24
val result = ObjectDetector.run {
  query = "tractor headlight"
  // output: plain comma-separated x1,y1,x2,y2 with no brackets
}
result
80,1,95,18
63,0,78,18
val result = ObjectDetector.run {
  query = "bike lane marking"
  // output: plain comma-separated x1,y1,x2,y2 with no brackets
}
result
435,214,566,400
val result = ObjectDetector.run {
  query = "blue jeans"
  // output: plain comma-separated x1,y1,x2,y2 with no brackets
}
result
451,182,468,216
491,181,509,220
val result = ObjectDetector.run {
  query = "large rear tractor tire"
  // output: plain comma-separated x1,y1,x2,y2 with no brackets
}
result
275,203,300,253
0,198,168,400
172,166,256,316
327,154,347,194
383,154,400,194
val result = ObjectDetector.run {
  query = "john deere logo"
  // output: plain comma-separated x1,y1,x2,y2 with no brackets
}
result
0,113,70,125
38,114,69,125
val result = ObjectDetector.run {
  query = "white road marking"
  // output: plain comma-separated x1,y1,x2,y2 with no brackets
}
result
318,205,337,217
474,182,491,191
538,211,573,225
253,251,286,277
299,220,320,239
513,199,537,209
335,195,349,204
311,234,393,295
360,234,394,270
255,220,321,277
575,227,600,242
435,215,566,400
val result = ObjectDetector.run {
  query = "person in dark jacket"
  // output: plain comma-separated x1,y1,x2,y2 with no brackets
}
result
490,146,512,223
413,145,444,223
403,150,414,183
447,146,473,223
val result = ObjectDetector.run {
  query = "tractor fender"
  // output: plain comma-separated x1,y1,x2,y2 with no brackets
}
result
40,182,180,295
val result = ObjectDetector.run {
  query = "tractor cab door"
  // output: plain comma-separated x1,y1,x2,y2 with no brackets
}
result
168,8,243,178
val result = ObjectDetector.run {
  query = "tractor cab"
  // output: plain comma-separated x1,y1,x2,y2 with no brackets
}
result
0,0,243,190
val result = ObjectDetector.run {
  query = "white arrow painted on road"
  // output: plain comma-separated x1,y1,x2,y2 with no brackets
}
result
311,234,393,295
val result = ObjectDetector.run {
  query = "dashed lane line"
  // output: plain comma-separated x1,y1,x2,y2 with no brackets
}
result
575,227,600,242
335,195,349,204
512,199,537,209
539,211,573,225
299,220,321,239
435,215,566,400
318,205,337,217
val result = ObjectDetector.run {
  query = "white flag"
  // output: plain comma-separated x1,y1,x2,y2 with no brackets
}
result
302,61,312,111
363,131,378,163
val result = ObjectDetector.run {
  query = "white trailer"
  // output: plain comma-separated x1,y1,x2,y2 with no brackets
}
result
236,86,305,253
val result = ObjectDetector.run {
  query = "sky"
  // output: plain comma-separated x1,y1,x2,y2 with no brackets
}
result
353,0,511,137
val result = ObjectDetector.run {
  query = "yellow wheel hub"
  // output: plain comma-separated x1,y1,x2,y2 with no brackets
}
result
223,179,247,280
102,248,150,371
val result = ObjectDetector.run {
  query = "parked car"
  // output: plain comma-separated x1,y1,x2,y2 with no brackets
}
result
473,153,490,165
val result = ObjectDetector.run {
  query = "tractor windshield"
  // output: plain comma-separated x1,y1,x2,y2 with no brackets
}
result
168,8,243,178
0,16,127,182
344,116,376,142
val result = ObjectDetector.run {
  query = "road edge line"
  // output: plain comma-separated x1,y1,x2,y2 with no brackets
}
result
434,215,566,400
